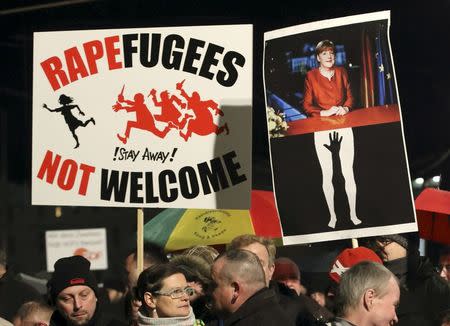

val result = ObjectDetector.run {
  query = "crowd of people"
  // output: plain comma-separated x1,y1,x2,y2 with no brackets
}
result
0,233,449,326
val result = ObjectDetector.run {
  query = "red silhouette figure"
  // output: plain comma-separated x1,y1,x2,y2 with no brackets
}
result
113,87,174,144
175,80,229,141
43,94,95,149
148,88,192,129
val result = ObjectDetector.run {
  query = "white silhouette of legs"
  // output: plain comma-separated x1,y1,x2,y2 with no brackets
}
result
314,128,361,228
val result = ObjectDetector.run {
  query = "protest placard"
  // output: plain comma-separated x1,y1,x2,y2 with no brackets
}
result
32,25,252,209
46,228,107,271
264,11,417,244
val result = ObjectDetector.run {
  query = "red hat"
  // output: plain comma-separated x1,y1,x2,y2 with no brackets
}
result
329,247,382,283
273,257,300,281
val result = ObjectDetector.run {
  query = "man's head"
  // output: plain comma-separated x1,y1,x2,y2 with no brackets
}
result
438,246,450,282
273,257,302,295
229,235,275,285
13,301,54,326
210,249,266,318
337,261,400,326
364,234,408,262
47,255,98,326
125,242,168,289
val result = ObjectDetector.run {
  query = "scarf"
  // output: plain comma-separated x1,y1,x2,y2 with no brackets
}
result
384,257,408,286
137,308,196,326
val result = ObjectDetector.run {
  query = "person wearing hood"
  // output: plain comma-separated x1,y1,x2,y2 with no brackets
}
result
364,234,450,326
170,254,215,323
0,248,42,322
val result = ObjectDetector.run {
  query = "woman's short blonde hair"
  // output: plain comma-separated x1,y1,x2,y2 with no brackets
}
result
315,40,335,56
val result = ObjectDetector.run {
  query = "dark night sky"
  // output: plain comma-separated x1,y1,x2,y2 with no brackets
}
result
1,0,449,189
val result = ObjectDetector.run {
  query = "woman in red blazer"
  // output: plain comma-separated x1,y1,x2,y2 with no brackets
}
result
307,40,362,229
303,40,353,117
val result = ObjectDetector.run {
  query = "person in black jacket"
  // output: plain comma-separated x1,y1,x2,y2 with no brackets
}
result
208,249,293,326
47,255,126,326
0,248,42,322
364,234,450,326
229,235,334,325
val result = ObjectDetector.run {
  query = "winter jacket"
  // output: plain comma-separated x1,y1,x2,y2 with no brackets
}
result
0,270,42,322
270,281,334,325
385,256,450,326
207,287,293,326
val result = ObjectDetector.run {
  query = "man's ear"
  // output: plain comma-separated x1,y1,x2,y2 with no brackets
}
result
231,282,240,304
268,263,275,280
363,288,376,311
143,292,156,309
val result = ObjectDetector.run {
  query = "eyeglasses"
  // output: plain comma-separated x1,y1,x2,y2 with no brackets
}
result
153,286,195,299
437,264,450,272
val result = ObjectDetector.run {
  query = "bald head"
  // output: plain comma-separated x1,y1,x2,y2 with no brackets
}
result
211,249,266,317
218,249,266,288
229,235,276,285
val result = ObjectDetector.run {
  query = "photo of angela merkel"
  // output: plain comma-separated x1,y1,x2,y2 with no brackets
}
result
306,40,361,229
303,40,353,117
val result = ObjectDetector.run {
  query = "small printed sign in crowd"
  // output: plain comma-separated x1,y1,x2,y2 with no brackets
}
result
45,228,107,271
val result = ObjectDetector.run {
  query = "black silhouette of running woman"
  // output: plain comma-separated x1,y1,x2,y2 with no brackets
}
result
43,94,95,148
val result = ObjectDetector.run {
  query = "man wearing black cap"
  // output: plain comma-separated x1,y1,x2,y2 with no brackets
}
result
47,255,126,326
364,234,450,326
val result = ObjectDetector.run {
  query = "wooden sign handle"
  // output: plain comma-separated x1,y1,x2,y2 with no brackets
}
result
137,208,144,274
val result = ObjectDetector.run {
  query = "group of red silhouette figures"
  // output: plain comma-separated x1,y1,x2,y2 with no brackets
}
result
112,80,229,143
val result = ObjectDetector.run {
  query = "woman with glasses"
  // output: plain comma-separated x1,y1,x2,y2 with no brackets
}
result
136,263,204,326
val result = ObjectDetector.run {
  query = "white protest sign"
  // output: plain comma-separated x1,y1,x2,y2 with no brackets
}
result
264,11,417,245
32,25,252,209
46,228,108,271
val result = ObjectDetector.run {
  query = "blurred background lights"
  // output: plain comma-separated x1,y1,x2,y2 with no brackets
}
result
414,177,424,185
432,175,441,183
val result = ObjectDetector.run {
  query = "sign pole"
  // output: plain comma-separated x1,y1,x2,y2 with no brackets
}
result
351,238,359,248
137,208,144,274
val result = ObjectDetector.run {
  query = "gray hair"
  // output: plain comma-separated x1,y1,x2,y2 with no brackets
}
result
217,249,266,290
229,234,276,266
337,261,397,316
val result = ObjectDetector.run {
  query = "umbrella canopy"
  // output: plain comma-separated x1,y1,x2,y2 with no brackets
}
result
144,190,282,251
415,188,450,245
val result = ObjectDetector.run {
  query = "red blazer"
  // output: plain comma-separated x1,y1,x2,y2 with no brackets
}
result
303,66,354,117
